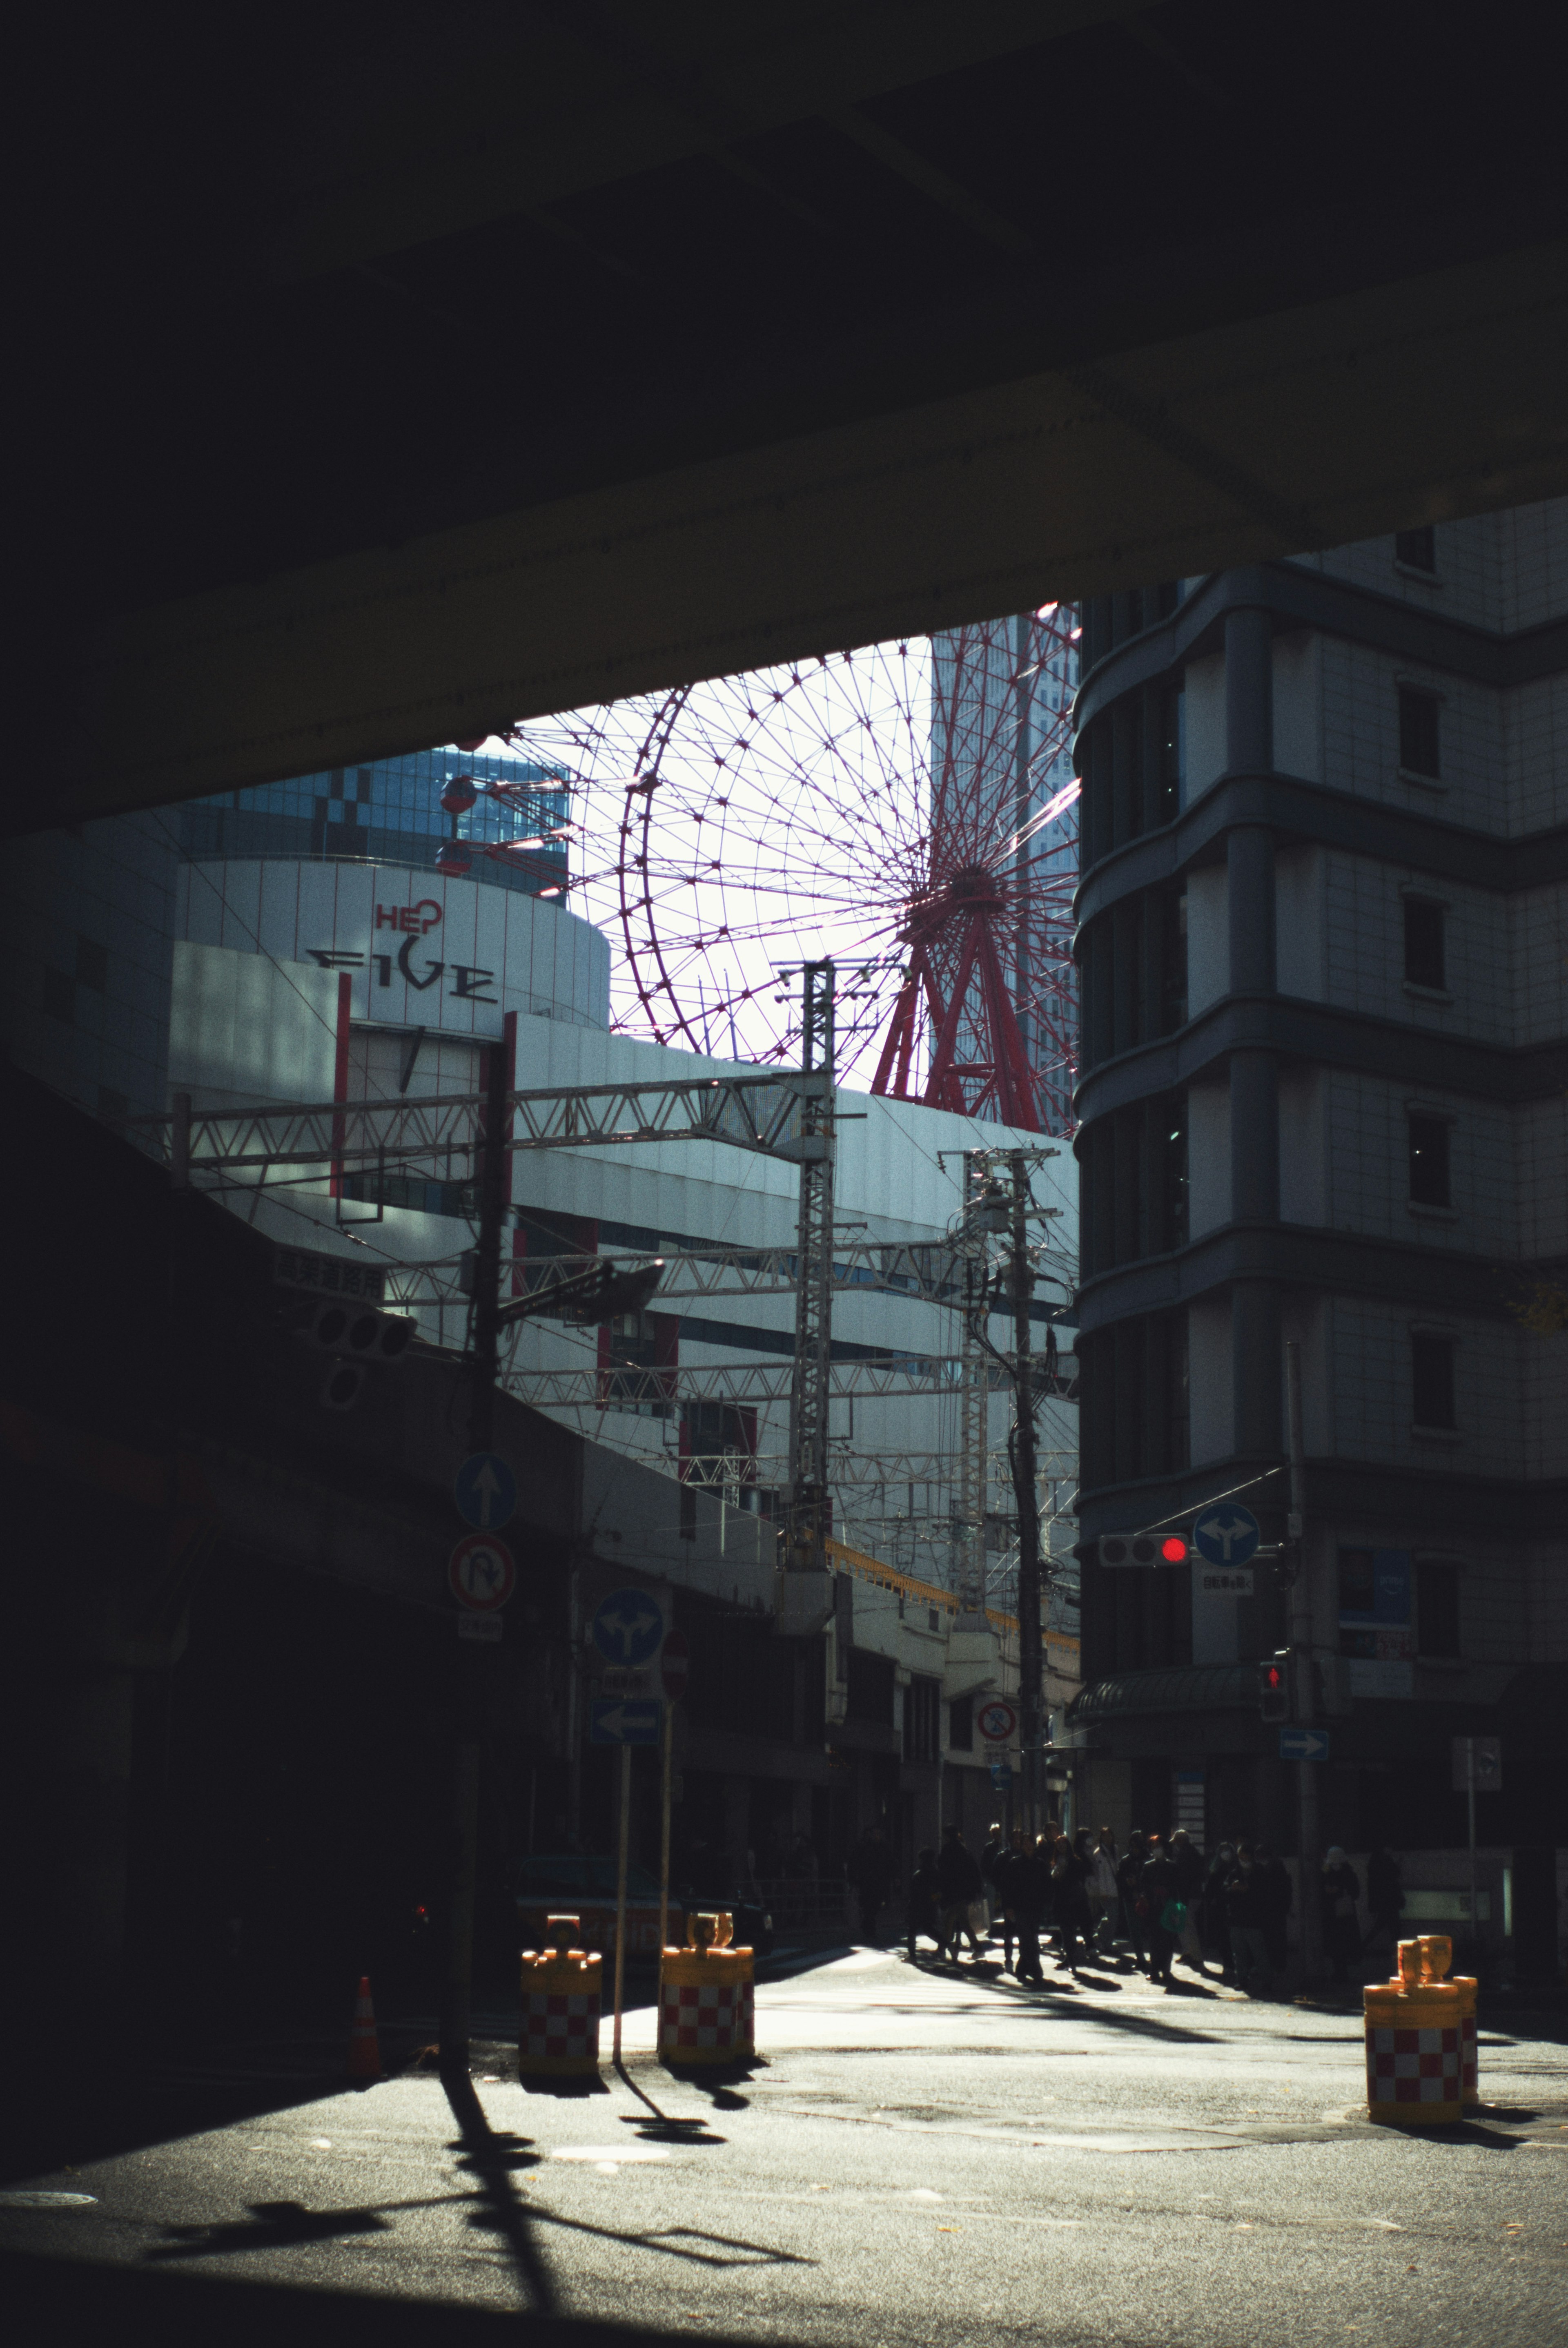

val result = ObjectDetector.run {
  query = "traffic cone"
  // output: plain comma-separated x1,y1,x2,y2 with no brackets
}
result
347,1975,382,2083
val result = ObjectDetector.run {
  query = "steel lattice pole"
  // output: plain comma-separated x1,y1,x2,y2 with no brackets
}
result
785,961,836,1570
1009,1153,1045,1840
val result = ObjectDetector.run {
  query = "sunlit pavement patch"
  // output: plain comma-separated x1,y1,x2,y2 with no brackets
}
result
0,2190,99,2208
553,2145,673,2162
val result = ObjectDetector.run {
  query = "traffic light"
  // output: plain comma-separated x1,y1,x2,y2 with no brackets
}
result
1098,1532,1190,1567
1258,1654,1290,1723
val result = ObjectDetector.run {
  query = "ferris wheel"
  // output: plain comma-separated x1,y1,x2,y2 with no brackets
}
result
491,607,1080,1131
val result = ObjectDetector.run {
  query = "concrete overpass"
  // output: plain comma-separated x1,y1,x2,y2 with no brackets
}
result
22,0,1568,823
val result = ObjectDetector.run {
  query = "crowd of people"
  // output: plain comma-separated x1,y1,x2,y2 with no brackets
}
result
849,1821,1405,1998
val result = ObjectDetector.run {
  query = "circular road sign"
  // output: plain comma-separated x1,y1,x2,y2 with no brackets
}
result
1191,1503,1261,1568
454,1451,517,1531
591,1586,666,1667
976,1698,1017,1743
660,1628,690,1703
448,1532,516,1612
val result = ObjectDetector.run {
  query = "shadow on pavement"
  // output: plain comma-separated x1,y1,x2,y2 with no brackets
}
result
0,2252,785,2348
442,2063,555,2312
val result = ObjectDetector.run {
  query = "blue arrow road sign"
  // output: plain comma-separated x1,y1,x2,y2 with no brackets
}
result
1279,1728,1330,1762
454,1452,517,1531
1192,1502,1261,1567
591,1587,666,1666
590,1697,664,1746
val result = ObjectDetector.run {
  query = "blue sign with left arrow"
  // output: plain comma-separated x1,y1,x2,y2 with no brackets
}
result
590,1698,664,1746
454,1452,517,1531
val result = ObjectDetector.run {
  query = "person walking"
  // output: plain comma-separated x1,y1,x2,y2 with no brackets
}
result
935,1825,984,1962
1140,1834,1179,1987
1168,1829,1207,1971
1223,1843,1272,1996
1089,1827,1120,1956
1008,1834,1049,1985
993,1827,1026,1972
1117,1831,1149,1972
1320,1846,1363,1989
1201,1841,1238,1982
1051,1833,1094,1970
1364,1845,1404,1972
847,1824,896,1946
905,1847,941,1962
981,1820,1009,1949
1254,1842,1293,1977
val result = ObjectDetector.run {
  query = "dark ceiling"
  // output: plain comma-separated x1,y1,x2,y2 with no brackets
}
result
22,0,1568,825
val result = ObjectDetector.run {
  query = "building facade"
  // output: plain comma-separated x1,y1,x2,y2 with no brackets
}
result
1068,504,1568,1980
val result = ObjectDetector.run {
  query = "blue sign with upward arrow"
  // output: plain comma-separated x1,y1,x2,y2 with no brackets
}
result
1192,1502,1261,1568
454,1452,517,1531
590,1697,664,1746
591,1587,666,1666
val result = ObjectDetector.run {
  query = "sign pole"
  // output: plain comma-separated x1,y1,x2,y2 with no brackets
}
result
612,1742,631,2067
659,1700,673,1964
1465,1738,1480,1972
1284,1340,1322,1990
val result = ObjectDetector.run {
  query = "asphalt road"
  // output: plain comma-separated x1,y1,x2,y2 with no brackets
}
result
4,1948,1566,2347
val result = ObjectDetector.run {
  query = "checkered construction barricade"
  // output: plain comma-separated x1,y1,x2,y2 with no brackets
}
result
519,1919,602,2078
1364,1972,1463,2127
658,1945,754,2067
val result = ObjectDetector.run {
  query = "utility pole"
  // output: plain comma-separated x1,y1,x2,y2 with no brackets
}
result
955,1151,991,1613
785,961,836,1573
1283,1339,1322,1988
1010,1152,1044,1841
440,1025,511,2076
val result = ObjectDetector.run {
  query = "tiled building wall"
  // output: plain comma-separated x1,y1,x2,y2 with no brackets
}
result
1323,1072,1516,1255
3,812,177,1128
1329,1298,1524,1481
1319,637,1508,831
1322,854,1509,1040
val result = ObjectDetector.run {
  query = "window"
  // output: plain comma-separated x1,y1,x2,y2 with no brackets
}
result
948,1693,973,1752
1398,687,1441,779
846,1648,894,1726
1394,526,1437,573
1407,1114,1452,1207
904,1675,941,1763
41,968,75,1024
1415,1559,1462,1658
1403,897,1446,990
1411,1332,1456,1429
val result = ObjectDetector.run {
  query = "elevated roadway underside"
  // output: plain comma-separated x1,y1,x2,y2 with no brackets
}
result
21,0,1568,822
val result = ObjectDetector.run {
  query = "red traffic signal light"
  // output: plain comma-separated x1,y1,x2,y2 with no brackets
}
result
1160,1536,1188,1564
1258,1656,1290,1723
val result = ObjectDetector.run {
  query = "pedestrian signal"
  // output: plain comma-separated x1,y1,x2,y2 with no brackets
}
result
1258,1655,1290,1723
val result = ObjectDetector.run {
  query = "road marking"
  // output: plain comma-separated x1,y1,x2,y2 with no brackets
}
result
0,2191,98,2208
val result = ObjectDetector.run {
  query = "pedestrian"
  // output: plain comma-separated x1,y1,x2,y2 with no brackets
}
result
981,1820,1009,1946
1050,1833,1093,1969
1223,1843,1272,1996
1364,1845,1404,1971
847,1824,895,1946
1140,1833,1179,1988
1117,1830,1149,1972
1320,1846,1363,1987
905,1847,941,1962
1167,1829,1207,1971
1007,1834,1049,1984
994,1827,1026,1972
935,1826,985,1961
1089,1826,1120,1955
1201,1841,1237,1981
1254,1842,1293,1976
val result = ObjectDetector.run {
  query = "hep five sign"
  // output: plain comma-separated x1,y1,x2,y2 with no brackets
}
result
375,900,443,936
